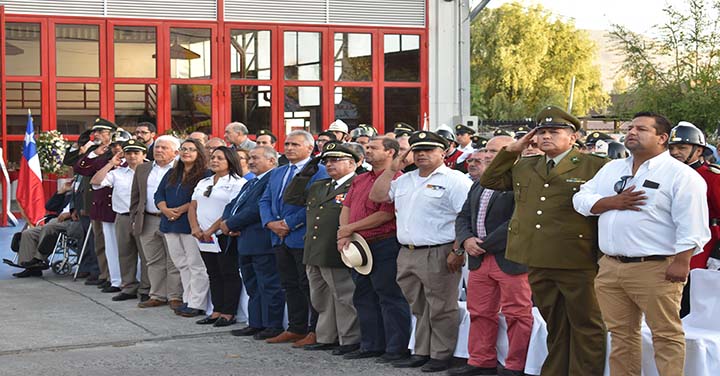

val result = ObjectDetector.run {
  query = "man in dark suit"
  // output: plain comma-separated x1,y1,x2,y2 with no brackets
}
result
450,136,533,376
223,146,286,340
259,130,329,346
284,142,361,355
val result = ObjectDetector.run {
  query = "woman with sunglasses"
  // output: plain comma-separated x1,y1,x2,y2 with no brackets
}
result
189,146,247,326
155,138,211,318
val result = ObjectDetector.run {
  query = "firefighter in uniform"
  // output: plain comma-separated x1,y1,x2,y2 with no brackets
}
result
437,124,466,172
667,121,720,317
481,106,608,376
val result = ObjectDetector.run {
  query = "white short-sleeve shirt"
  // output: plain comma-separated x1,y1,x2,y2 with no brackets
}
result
192,174,246,230
94,166,134,214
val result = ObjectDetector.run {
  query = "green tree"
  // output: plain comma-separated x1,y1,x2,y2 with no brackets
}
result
470,2,607,120
610,0,720,131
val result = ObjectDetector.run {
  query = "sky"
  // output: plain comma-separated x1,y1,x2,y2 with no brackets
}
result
473,0,676,34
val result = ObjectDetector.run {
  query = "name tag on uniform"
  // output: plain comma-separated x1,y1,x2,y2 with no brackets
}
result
643,180,660,189
426,184,446,191
565,178,586,183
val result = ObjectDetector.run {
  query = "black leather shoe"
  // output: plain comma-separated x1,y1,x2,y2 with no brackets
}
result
139,294,150,302
20,258,45,268
331,343,360,356
231,326,264,336
213,317,237,327
13,269,42,278
447,364,498,375
392,354,430,368
420,358,451,373
112,293,137,301
101,286,121,293
85,278,106,286
376,350,411,363
97,280,111,289
343,349,384,359
196,316,220,325
303,342,338,351
253,327,284,340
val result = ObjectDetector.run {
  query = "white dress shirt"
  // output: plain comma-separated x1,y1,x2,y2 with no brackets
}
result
573,151,710,256
95,166,135,214
192,174,246,231
146,161,174,213
332,172,355,189
389,164,472,246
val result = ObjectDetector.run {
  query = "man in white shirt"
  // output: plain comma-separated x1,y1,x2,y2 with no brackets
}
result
370,131,472,372
573,112,711,376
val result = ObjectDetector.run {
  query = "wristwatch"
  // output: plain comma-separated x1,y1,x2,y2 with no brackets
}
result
452,248,466,256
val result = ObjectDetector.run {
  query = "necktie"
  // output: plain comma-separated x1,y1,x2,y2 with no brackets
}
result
231,178,257,215
280,165,298,196
547,159,555,174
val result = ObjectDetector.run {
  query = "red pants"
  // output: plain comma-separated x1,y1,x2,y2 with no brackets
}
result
467,255,533,371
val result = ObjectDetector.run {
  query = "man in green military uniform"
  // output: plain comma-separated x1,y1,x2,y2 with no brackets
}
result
481,106,607,375
284,141,361,355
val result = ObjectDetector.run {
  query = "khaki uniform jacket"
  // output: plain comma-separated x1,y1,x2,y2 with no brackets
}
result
480,147,607,270
285,176,354,268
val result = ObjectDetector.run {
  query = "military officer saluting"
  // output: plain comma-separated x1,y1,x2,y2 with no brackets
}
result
480,106,607,376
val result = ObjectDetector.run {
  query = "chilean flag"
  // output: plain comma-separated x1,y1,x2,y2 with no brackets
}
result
17,111,44,224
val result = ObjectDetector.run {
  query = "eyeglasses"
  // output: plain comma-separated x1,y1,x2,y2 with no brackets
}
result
179,147,198,153
613,175,633,194
321,157,352,164
203,185,213,197
465,158,482,163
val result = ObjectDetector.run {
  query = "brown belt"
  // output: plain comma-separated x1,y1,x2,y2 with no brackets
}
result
365,232,395,243
606,255,668,263
144,211,161,217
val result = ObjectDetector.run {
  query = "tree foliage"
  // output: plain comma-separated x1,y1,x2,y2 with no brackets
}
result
610,0,720,132
470,2,607,119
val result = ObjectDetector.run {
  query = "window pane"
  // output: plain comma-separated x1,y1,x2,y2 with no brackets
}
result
284,31,321,80
231,85,271,135
115,84,158,130
170,28,212,79
56,24,100,77
171,84,212,134
334,87,371,129
334,33,372,81
114,26,157,78
6,23,41,76
6,82,42,134
57,83,101,134
284,86,322,134
230,30,271,80
384,34,420,82
384,87,420,129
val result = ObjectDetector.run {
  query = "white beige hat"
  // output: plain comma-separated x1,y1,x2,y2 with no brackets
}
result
328,119,349,135
341,233,373,275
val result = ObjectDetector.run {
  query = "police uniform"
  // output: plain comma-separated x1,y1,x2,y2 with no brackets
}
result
284,142,361,348
480,106,607,376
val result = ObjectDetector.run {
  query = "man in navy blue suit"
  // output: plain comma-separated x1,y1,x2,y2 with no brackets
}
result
259,130,329,346
221,145,286,340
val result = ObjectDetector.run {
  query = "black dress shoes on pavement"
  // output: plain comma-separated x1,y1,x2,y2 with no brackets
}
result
139,294,150,302
84,277,105,286
253,327,284,340
12,269,42,278
393,354,430,368
111,293,137,301
197,316,220,325
20,258,48,269
303,342,338,351
420,358,451,373
447,364,498,376
97,280,111,289
213,317,236,327
343,349,384,359
101,286,121,293
376,350,411,363
231,326,264,336
331,343,360,356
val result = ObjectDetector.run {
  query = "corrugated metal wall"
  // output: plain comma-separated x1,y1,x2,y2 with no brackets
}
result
106,0,217,20
225,0,327,24
0,0,105,17
328,0,425,27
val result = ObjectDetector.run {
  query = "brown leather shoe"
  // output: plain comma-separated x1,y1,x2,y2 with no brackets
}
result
137,298,167,308
265,331,307,344
169,299,183,310
292,332,317,348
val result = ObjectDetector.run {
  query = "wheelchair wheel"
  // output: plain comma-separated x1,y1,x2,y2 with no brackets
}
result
52,260,70,275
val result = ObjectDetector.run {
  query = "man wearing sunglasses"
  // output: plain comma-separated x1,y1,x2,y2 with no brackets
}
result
481,106,608,376
573,112,710,376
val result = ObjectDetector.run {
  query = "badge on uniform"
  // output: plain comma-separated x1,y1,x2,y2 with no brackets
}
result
426,184,446,191
334,193,347,204
566,178,586,183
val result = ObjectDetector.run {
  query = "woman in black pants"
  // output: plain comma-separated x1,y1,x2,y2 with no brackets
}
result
189,146,247,326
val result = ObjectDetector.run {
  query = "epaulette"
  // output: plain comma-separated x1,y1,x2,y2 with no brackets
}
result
589,153,608,158
520,154,543,159
708,164,720,174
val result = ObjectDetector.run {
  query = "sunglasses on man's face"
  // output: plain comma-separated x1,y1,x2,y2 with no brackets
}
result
613,175,633,194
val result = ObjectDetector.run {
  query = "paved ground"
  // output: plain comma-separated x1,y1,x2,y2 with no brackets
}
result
0,223,425,375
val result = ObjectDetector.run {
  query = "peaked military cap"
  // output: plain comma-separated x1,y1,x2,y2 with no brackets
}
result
584,131,614,146
122,139,147,153
535,106,580,131
320,141,360,162
471,135,488,149
91,117,117,132
256,129,277,142
514,126,529,139
455,124,476,135
493,128,514,137
408,131,449,151
393,122,415,137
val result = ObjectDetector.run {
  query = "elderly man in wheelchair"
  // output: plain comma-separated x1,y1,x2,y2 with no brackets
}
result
3,181,85,278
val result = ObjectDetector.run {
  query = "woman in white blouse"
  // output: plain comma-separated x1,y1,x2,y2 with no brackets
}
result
189,146,246,327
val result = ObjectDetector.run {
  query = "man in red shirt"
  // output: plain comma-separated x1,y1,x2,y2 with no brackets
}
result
667,122,720,316
337,136,412,363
